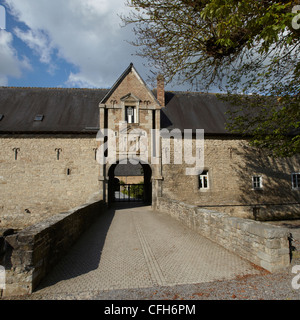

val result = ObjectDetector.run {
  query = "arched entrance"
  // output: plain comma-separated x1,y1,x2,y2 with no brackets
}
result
107,160,152,205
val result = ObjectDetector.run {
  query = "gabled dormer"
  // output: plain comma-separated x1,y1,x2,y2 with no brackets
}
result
100,63,161,109
99,63,163,132
120,93,141,124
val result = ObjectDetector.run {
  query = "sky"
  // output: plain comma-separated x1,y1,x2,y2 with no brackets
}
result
0,0,185,91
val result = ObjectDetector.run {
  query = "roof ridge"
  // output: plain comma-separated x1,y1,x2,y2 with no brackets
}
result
164,90,222,95
0,86,109,91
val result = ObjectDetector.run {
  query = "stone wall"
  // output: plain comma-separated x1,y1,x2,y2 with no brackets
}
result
1,133,299,231
157,197,290,273
0,134,101,229
1,199,107,297
161,136,300,220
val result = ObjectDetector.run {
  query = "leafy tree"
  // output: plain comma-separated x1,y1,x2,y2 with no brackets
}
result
123,0,300,157
121,182,144,199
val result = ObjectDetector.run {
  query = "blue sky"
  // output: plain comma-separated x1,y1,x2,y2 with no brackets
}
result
0,0,174,90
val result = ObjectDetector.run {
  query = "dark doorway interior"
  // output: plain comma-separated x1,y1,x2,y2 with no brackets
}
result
108,161,152,205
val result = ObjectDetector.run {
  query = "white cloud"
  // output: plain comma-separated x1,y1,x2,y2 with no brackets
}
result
14,27,53,64
4,0,142,88
0,30,31,85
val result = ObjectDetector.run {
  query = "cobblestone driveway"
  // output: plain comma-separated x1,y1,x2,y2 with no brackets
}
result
33,204,263,298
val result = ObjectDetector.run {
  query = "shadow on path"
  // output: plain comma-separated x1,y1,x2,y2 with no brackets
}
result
35,203,150,292
35,207,115,291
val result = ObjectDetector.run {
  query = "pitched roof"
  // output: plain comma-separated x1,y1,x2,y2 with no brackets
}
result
0,67,235,135
0,87,233,134
114,162,143,176
0,87,108,133
160,91,231,134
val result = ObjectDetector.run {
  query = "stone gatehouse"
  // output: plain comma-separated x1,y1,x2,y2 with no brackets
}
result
0,63,299,230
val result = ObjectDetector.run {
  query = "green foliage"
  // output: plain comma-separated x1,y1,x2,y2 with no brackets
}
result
123,1,298,86
121,182,144,199
123,0,300,157
221,92,300,157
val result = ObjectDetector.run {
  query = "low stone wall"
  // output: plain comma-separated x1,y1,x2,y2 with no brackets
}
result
157,197,290,273
1,200,107,297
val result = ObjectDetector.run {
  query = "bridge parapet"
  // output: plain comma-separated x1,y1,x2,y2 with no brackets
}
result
1,200,107,297
157,197,291,273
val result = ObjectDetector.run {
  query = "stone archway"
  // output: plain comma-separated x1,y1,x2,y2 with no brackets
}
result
107,160,152,205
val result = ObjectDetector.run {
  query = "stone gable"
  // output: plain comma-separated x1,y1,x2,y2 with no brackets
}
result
110,70,158,109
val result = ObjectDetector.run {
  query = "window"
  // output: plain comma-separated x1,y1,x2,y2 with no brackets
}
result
34,115,44,121
199,170,209,189
125,106,136,124
121,93,140,124
0,114,3,121
252,176,263,189
292,173,300,190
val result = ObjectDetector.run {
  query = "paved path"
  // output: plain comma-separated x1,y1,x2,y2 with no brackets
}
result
33,204,262,298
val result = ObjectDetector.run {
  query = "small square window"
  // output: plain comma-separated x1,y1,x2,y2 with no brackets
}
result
252,176,263,189
199,170,209,189
34,115,44,121
292,173,300,189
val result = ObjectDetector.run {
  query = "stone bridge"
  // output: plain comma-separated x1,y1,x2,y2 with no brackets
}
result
0,198,291,298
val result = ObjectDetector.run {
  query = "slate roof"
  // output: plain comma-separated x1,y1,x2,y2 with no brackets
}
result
0,87,108,133
161,91,231,134
0,87,232,135
114,162,143,176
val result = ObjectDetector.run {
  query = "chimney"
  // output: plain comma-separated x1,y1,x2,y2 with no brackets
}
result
157,74,165,107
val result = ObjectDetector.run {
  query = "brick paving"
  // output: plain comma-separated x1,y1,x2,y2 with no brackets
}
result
32,204,263,298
